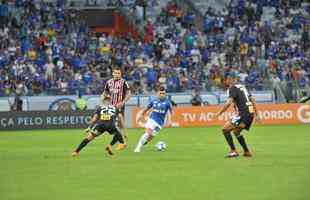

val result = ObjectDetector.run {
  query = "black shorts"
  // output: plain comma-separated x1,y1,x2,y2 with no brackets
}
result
88,122,121,136
231,114,254,131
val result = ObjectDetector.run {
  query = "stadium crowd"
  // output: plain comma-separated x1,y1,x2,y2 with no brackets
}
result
0,0,309,102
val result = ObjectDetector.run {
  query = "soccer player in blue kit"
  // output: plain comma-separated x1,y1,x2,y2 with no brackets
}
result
134,86,173,153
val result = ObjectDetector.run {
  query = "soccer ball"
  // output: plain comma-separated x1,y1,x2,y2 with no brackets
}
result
155,141,167,151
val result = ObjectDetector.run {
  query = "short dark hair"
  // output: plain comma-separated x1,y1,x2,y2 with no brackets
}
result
158,86,166,92
112,66,122,72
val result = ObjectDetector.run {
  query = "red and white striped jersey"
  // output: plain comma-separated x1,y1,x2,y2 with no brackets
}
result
104,78,130,106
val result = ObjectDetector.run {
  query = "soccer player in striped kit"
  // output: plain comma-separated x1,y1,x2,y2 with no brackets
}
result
102,67,131,149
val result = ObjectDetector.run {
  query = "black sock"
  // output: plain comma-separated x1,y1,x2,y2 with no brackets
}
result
236,135,249,152
75,138,90,153
110,134,118,146
118,133,124,144
223,130,236,151
110,132,124,146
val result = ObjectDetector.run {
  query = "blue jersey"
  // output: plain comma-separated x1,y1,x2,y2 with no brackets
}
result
147,98,172,126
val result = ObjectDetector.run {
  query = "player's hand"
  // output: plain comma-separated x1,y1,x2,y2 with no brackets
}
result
116,102,124,108
137,115,143,123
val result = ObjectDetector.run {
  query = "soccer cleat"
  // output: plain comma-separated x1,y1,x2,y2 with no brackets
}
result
243,151,252,157
71,151,79,157
116,143,127,151
134,148,140,153
105,145,114,155
225,151,239,158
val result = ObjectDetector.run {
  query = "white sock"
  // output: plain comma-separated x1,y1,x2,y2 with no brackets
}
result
134,133,149,152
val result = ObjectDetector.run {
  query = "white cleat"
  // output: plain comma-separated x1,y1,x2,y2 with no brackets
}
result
134,149,141,153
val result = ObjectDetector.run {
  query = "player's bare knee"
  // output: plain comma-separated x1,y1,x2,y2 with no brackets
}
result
146,129,154,139
147,134,153,141
86,133,95,141
222,128,230,134
146,128,152,134
222,125,231,133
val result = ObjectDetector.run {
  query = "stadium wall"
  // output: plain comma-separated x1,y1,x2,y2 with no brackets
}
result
131,104,310,128
0,104,309,130
0,91,274,111
0,110,93,130
2,91,307,130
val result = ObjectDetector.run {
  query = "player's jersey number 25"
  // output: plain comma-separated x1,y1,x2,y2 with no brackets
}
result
100,106,116,121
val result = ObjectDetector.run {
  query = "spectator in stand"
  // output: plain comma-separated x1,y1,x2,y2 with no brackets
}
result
190,89,203,106
0,0,308,103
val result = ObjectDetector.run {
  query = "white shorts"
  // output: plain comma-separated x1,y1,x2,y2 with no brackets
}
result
144,118,162,136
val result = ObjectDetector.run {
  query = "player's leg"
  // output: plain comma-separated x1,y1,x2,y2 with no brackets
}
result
106,130,125,155
119,108,128,140
232,115,254,157
111,131,125,146
117,113,128,150
232,126,252,157
134,127,153,153
112,126,127,152
134,118,161,152
222,120,239,157
72,131,96,156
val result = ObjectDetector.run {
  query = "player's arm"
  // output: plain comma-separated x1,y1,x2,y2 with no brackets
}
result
118,89,131,107
214,98,233,118
138,99,154,122
117,112,124,121
91,114,99,124
169,108,174,116
85,113,99,132
101,81,110,100
169,101,174,116
166,104,174,127
89,106,101,125
137,106,152,122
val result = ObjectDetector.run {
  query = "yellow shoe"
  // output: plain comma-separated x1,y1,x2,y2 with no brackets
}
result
71,151,79,157
116,143,127,151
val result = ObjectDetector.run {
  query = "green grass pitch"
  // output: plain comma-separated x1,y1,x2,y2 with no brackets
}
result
1,125,310,200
